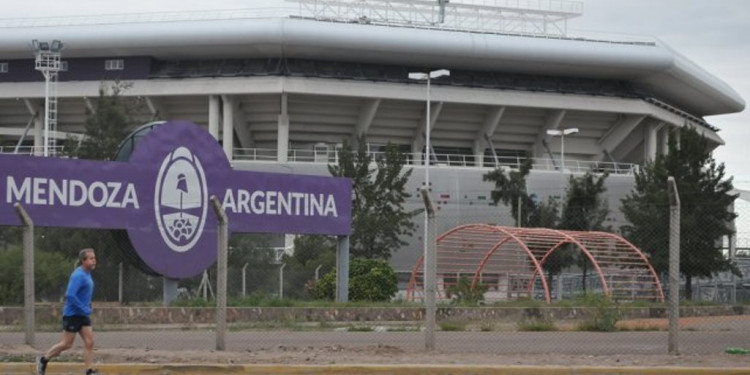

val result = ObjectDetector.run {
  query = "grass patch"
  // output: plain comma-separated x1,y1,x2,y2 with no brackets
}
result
516,318,558,331
387,326,421,332
617,324,663,331
439,321,466,331
168,293,423,308
346,325,374,332
479,322,495,332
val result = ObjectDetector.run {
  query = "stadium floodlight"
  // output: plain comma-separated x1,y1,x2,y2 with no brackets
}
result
547,127,578,172
31,39,63,157
50,40,63,52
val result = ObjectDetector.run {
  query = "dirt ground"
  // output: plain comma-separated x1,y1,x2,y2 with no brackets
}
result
2,343,749,369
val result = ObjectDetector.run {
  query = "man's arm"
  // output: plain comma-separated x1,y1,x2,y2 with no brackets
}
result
65,272,87,315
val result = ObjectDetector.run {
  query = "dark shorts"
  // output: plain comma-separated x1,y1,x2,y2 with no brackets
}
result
62,315,91,333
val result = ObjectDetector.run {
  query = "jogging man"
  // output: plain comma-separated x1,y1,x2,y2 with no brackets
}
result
37,248,99,375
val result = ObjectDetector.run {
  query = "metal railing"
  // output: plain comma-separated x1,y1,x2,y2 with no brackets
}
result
233,147,638,174
0,145,66,156
0,145,636,174
0,3,657,47
0,8,295,28
292,0,583,36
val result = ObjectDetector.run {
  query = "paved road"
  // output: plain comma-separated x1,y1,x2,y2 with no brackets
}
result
4,330,748,355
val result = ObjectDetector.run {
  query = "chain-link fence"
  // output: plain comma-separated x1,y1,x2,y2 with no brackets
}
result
1,191,749,356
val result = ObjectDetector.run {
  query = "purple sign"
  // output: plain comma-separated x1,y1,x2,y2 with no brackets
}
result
0,121,352,278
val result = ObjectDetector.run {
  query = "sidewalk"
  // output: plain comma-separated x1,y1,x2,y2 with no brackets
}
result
3,363,750,375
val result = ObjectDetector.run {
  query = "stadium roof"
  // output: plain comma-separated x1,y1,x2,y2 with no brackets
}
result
0,14,744,117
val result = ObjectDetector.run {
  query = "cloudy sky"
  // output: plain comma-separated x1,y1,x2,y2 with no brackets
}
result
3,0,748,186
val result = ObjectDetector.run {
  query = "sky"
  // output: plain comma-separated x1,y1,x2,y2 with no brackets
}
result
2,0,749,186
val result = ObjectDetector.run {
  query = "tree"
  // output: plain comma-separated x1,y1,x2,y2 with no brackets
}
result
310,257,398,301
281,235,337,300
484,161,562,293
43,82,152,302
63,82,143,160
0,247,70,304
558,171,610,292
620,126,739,299
328,137,418,260
560,172,610,232
483,159,534,227
483,160,559,228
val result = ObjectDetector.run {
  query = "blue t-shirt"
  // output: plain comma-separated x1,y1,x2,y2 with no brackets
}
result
63,267,94,317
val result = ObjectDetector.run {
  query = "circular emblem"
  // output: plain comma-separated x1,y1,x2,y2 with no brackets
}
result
154,147,208,253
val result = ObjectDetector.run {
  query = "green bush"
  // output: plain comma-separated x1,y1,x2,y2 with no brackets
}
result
438,321,466,331
0,248,70,305
576,293,621,332
309,257,398,302
445,276,488,305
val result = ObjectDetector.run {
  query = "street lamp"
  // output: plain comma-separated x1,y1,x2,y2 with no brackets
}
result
32,39,63,157
408,69,449,186
546,127,578,172
409,68,449,350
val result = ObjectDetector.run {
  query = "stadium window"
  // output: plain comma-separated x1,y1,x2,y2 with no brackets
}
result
0,62,8,73
60,61,68,71
105,59,124,71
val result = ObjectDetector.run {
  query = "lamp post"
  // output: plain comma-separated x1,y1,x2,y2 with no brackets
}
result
546,127,578,173
408,69,450,248
32,39,63,157
408,69,449,188
408,69,449,351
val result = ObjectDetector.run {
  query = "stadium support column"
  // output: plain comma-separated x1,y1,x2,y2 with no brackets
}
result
474,106,505,168
208,95,220,140
644,123,657,162
278,93,289,162
659,124,669,156
221,95,234,159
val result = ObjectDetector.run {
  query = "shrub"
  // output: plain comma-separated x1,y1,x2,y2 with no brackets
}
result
309,257,398,302
576,293,621,332
439,321,466,331
0,248,70,305
445,276,488,305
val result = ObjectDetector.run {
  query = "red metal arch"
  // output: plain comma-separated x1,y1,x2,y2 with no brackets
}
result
529,230,609,297
470,226,551,303
406,224,664,303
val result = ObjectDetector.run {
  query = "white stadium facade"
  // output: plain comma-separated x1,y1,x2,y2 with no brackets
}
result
0,1,745,283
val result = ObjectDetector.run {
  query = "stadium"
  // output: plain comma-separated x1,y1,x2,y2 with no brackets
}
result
0,0,745,293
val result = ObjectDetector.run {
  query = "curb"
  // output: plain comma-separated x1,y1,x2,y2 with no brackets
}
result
3,363,750,375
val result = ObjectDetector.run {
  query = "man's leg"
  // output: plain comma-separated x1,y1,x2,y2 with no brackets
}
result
44,331,76,359
38,331,75,374
78,326,94,370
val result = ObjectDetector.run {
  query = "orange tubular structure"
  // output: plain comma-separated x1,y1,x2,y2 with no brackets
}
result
406,224,664,303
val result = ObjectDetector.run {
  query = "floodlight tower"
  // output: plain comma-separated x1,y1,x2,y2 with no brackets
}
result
32,39,63,157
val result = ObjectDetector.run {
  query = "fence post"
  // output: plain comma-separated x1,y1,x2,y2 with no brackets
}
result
279,263,286,299
210,195,228,351
420,186,437,351
14,203,34,347
667,176,680,355
242,263,248,297
118,262,123,304
336,235,350,302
